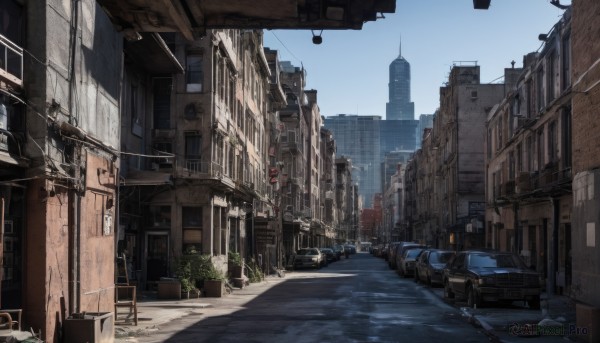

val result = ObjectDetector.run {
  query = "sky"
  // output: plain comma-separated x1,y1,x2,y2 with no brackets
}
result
263,0,571,119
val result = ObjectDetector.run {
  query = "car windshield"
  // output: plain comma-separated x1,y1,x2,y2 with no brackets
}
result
430,251,454,264
297,249,319,256
469,253,526,268
405,248,423,258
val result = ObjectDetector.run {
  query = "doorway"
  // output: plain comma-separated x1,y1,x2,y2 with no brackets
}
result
143,231,169,291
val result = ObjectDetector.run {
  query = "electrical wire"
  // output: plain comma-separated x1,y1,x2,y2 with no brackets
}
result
268,31,303,66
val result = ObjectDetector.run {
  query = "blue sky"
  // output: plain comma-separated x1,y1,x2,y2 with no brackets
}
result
263,0,570,119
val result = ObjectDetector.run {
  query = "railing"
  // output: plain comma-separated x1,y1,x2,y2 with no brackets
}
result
183,159,223,178
0,34,23,88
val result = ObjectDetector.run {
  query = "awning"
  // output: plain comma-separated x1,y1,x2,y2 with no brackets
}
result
120,170,172,186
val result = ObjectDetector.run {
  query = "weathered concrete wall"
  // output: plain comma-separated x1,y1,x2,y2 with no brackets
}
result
25,178,69,343
79,151,116,313
572,171,600,305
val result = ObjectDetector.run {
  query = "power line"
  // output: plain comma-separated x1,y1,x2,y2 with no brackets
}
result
268,31,303,65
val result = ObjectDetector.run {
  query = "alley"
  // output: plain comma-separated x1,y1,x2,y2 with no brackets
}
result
119,253,490,343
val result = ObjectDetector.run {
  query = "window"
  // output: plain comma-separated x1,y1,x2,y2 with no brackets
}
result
536,68,545,112
562,34,571,91
547,51,557,103
537,129,545,171
182,207,202,253
186,55,203,92
153,78,172,129
516,143,522,173
562,107,572,169
526,80,534,118
509,151,515,180
185,132,202,172
526,136,534,172
548,121,558,164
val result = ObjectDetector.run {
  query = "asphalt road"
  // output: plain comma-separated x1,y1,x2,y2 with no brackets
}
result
136,252,491,342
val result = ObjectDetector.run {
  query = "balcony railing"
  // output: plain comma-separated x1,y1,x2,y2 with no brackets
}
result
182,159,223,178
0,34,23,88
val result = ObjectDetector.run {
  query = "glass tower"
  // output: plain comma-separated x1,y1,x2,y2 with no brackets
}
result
386,39,414,120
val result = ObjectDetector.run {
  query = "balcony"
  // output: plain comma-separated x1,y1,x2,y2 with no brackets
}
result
0,34,23,90
180,160,223,179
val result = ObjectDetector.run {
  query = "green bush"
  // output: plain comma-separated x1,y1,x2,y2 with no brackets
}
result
175,246,214,292
228,251,242,267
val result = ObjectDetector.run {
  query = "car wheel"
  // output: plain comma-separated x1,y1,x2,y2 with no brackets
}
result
467,285,481,309
528,295,541,310
444,280,454,299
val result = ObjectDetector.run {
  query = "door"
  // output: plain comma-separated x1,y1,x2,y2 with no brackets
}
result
143,231,169,291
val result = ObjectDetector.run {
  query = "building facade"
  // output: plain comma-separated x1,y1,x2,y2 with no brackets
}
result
485,9,573,295
324,114,381,208
571,0,600,330
1,1,121,341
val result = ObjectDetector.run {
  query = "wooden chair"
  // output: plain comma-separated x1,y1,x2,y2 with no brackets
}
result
115,285,138,325
114,253,138,325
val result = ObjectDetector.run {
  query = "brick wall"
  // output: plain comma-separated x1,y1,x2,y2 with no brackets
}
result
572,0,600,174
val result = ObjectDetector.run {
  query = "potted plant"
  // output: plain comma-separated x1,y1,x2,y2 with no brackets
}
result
228,251,244,278
202,264,226,297
175,246,210,299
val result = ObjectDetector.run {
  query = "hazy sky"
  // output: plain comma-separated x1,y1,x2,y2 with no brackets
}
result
263,0,571,119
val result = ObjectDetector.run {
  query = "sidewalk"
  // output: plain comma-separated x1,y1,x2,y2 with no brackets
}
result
114,275,287,341
460,293,582,343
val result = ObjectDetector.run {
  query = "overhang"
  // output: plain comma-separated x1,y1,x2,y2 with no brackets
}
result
97,0,396,41
124,32,183,74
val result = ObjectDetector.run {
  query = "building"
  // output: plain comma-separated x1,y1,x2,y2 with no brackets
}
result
324,114,381,208
336,157,358,242
485,9,572,295
404,64,507,251
279,62,312,262
319,127,338,246
119,29,275,291
571,0,600,334
416,114,434,149
1,1,121,340
386,39,415,121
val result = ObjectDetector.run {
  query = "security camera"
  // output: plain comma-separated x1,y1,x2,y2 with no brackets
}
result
312,35,323,45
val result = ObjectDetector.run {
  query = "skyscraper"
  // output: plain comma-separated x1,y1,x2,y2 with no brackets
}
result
386,38,415,120
324,115,381,208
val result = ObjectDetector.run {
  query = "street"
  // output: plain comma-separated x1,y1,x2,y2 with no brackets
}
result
126,253,491,343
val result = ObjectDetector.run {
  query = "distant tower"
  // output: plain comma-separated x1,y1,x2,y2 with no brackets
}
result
386,37,415,120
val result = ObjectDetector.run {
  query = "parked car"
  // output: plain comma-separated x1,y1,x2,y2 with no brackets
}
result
294,248,323,269
415,249,456,286
332,245,344,260
387,241,405,269
344,244,356,254
443,250,541,309
398,247,424,277
320,248,336,264
393,243,427,270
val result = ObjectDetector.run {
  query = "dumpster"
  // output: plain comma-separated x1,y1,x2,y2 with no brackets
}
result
63,312,114,343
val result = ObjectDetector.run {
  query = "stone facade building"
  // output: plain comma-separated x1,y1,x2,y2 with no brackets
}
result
485,9,573,294
404,65,507,250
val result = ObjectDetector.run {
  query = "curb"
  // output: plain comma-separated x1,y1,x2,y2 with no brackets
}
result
460,307,502,343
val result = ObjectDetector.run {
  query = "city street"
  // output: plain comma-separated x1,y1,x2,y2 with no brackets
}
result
123,253,490,343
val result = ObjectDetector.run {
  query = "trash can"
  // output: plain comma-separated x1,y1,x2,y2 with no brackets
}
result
63,312,114,343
